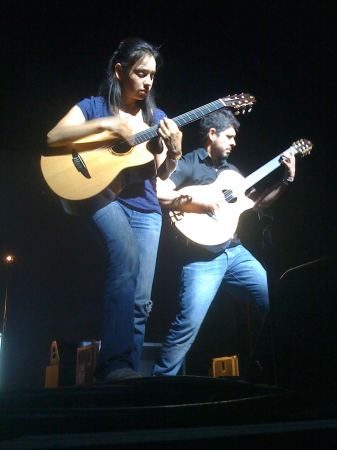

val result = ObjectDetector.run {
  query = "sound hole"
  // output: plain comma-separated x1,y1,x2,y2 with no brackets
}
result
223,189,237,204
110,140,132,154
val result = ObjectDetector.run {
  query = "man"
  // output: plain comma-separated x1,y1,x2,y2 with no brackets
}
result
152,109,296,376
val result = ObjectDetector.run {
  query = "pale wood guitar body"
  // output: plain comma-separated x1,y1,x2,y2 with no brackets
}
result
41,131,153,201
40,94,256,201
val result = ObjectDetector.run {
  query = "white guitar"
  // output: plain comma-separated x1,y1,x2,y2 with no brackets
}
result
169,139,313,246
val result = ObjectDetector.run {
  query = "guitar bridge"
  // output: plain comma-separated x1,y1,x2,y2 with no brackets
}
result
72,150,91,179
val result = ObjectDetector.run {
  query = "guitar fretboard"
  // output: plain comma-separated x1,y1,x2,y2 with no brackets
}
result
132,99,228,146
224,139,311,199
130,96,255,146
244,146,295,190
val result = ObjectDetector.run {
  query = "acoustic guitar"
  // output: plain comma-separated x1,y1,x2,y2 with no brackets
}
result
169,139,313,246
41,94,255,201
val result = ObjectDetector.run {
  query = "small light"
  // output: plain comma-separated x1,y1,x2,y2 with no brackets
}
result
5,256,14,264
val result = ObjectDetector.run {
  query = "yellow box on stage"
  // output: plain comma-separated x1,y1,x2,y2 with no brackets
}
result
45,341,60,388
212,355,239,378
76,341,100,386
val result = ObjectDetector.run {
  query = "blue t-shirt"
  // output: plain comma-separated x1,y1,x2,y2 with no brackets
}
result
76,96,166,214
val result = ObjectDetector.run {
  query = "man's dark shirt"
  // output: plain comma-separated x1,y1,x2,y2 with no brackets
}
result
170,148,241,189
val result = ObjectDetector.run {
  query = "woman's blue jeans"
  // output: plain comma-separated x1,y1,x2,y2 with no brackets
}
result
153,245,269,376
84,200,161,378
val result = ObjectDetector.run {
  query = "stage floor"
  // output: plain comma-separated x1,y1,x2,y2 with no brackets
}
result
0,376,336,448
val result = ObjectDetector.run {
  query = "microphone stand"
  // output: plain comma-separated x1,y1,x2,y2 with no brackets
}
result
258,208,279,386
0,256,14,389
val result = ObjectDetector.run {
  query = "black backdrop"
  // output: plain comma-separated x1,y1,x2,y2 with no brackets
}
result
0,1,335,390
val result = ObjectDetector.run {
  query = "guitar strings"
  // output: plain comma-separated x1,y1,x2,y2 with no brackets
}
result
101,97,253,151
223,189,237,203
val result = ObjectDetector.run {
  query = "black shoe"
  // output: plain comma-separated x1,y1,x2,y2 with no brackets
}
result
95,368,141,383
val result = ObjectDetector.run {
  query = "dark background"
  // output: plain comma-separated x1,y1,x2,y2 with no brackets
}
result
0,1,335,390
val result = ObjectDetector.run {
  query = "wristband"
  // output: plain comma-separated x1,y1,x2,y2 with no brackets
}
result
168,154,182,161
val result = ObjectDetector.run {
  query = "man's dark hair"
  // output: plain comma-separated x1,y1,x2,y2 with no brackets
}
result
199,109,240,143
99,38,163,126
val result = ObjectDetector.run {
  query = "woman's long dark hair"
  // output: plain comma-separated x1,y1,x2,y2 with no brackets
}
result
99,38,163,126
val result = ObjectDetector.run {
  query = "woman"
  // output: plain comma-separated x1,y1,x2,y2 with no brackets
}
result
47,38,182,381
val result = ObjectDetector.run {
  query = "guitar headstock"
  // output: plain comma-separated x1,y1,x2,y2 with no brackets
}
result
291,139,313,157
222,93,256,115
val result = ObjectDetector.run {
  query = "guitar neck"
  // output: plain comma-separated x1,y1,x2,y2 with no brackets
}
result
243,146,296,190
173,98,229,127
133,98,230,146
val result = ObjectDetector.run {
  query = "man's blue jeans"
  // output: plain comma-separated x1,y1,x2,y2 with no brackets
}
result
84,200,161,378
153,244,269,376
